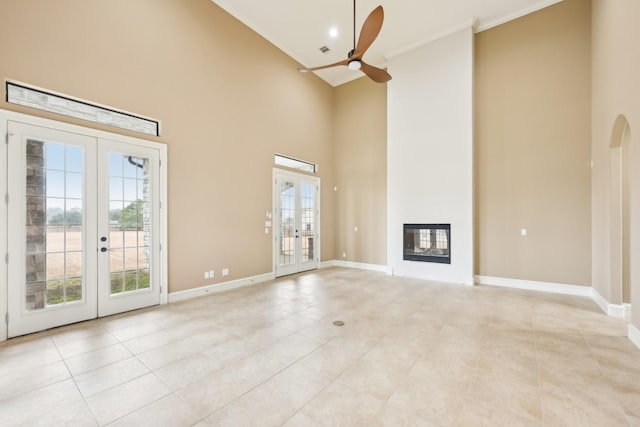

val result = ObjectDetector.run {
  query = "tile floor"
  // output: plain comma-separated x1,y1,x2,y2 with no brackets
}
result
1,267,639,426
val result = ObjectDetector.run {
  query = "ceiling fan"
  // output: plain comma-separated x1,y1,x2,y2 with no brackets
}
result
298,0,392,83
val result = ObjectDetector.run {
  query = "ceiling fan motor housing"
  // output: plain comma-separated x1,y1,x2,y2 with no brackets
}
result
348,60,362,71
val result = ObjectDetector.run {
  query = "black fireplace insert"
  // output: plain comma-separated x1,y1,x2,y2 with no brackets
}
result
403,224,451,264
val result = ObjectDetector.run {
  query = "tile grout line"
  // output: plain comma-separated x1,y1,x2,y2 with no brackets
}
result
533,324,545,427
51,333,102,427
194,329,349,425
99,370,176,427
181,335,334,424
579,328,634,427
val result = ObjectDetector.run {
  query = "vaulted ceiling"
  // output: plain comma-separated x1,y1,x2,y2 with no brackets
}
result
211,0,563,86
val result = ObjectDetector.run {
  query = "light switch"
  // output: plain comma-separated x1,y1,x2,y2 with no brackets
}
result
354,226,358,232
521,228,527,236
265,228,269,234
265,221,271,227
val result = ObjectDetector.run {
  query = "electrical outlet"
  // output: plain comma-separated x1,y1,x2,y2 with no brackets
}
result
521,228,527,236
342,252,346,258
222,268,229,276
209,270,215,278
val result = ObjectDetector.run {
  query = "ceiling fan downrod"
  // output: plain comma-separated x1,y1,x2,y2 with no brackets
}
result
348,0,361,70
353,0,356,52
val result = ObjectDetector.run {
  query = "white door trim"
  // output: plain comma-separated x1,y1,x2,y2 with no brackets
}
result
0,118,7,342
0,109,168,342
272,168,321,277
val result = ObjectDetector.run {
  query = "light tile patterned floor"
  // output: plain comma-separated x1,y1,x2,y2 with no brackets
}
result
1,267,639,426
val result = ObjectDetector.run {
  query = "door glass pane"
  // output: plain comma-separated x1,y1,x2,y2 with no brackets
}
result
300,183,315,263
25,139,84,311
45,143,64,170
65,172,83,198
110,272,124,294
123,179,137,201
108,153,152,295
66,146,83,173
45,170,65,197
279,181,295,267
139,268,151,289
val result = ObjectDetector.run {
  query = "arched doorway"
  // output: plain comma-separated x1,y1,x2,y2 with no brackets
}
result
610,115,631,308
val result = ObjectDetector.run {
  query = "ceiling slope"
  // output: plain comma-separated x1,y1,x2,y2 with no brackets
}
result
211,0,563,86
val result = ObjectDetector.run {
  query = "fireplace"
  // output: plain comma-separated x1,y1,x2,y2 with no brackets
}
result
403,224,451,264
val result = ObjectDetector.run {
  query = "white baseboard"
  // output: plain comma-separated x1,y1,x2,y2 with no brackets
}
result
318,260,337,269
172,260,392,304
462,278,475,287
168,272,275,303
320,260,393,275
629,324,640,351
475,275,592,297
591,288,611,314
591,288,631,318
476,275,633,319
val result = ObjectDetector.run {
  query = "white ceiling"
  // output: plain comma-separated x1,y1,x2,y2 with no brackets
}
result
211,0,562,87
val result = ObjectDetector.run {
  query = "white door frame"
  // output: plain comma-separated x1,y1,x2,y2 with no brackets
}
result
272,168,321,277
0,117,7,342
0,109,168,342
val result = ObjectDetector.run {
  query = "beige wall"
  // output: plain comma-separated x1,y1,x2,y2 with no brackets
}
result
4,0,640,334
333,77,387,265
475,0,592,286
591,0,640,326
0,0,335,292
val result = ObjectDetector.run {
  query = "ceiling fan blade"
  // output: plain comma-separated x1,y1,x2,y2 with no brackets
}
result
360,61,392,83
352,6,384,59
298,59,349,72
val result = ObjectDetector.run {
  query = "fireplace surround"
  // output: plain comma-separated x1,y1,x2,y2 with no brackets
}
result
403,224,451,264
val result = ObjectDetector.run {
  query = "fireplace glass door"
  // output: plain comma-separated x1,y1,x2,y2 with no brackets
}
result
403,224,451,264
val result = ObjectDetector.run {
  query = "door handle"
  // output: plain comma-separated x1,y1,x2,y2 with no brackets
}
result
100,236,107,242
100,247,108,253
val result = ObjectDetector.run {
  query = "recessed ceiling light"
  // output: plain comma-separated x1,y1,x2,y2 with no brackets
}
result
329,27,339,38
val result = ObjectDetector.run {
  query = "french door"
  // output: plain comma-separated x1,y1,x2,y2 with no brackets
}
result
97,140,160,317
7,121,161,337
274,170,320,277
